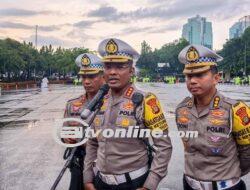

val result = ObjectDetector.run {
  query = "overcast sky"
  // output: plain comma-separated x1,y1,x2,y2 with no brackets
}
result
0,0,249,52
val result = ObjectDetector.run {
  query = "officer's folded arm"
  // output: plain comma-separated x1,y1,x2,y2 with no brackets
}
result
143,129,172,190
238,144,250,176
142,94,173,190
232,101,250,176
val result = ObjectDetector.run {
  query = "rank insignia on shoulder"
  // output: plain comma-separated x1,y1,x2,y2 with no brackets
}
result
186,100,193,107
124,87,134,98
213,96,220,109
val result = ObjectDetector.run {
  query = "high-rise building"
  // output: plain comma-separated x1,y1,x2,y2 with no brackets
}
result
229,15,250,39
182,15,213,49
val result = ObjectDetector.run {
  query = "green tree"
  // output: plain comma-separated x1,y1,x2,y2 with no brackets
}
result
219,27,250,76
0,38,89,81
136,38,189,77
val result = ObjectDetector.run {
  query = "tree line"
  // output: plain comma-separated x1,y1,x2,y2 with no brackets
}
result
0,27,249,82
136,27,250,78
0,38,89,82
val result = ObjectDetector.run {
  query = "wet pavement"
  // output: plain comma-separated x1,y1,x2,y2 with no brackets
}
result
0,83,249,190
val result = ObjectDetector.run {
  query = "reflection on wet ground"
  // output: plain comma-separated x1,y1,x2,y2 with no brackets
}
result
0,119,38,128
0,83,249,190
0,108,34,127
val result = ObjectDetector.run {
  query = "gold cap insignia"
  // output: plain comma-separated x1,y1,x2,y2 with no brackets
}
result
105,39,118,54
186,47,199,62
81,55,91,66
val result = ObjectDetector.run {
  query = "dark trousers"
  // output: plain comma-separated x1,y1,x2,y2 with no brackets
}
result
94,171,148,190
183,175,247,190
68,147,86,190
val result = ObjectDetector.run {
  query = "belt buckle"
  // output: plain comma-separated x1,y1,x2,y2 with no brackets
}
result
216,179,236,190
100,173,119,185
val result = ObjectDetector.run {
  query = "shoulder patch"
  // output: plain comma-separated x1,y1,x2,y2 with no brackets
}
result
176,97,192,110
144,93,168,131
232,101,250,145
234,102,250,126
145,94,160,114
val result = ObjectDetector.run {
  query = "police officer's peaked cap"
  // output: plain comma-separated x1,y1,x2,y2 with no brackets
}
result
98,38,140,63
75,53,104,75
178,44,223,74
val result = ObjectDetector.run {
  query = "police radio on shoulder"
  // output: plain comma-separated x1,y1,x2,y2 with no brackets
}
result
132,92,144,107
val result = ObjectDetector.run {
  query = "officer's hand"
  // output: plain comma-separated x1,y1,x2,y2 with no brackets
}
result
84,183,96,190
63,138,77,144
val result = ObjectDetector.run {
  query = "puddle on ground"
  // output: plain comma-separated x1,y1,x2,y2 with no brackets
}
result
0,108,34,128
0,119,39,128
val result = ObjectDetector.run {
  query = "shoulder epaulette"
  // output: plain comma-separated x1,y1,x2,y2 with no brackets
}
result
223,97,238,107
176,97,192,110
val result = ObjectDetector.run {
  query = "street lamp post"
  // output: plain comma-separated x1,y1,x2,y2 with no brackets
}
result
34,25,38,82
244,42,247,76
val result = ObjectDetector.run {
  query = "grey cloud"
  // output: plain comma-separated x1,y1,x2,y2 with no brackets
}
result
121,27,153,34
86,5,130,23
0,8,39,16
39,25,62,32
0,22,33,29
209,0,250,20
0,8,60,17
86,0,248,22
0,21,63,31
121,1,224,20
66,28,98,41
73,20,95,28
87,5,117,17
117,23,181,36
149,24,181,33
